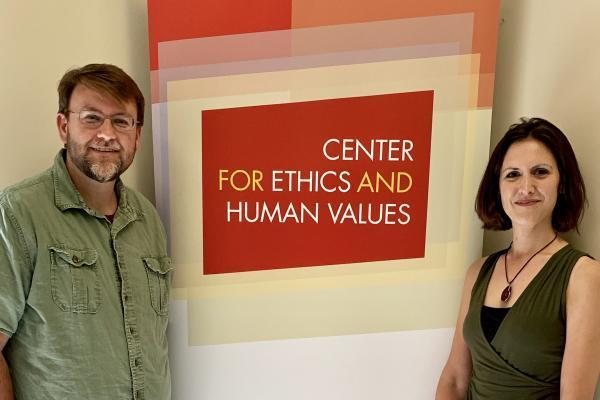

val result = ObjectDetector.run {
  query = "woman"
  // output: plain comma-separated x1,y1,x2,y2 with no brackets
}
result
436,118,600,399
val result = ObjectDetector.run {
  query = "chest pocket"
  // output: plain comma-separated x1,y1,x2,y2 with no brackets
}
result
143,257,173,316
49,245,101,313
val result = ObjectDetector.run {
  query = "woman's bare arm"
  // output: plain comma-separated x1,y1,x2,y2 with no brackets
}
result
561,257,600,399
435,257,485,400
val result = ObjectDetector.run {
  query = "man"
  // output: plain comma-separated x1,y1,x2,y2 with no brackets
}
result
0,64,171,400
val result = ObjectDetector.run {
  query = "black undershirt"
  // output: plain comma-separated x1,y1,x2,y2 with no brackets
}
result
481,305,510,343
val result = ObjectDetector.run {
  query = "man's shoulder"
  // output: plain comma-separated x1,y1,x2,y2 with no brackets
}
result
122,185,163,223
123,185,155,211
0,168,53,209
121,185,167,246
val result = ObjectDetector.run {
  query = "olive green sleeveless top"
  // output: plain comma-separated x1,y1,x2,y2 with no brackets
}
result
463,244,587,399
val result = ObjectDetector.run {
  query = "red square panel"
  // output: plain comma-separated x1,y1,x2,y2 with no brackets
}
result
202,91,433,274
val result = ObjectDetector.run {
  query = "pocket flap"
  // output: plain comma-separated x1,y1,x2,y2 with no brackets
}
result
143,257,173,274
49,245,98,267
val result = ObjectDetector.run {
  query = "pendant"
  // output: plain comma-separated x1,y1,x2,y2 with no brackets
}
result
501,285,512,303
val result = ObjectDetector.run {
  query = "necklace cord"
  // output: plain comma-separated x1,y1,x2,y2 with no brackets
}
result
504,233,558,285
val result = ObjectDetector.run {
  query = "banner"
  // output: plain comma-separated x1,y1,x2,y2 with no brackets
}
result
148,1,500,398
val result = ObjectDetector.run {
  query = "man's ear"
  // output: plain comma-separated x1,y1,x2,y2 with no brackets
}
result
56,113,68,145
135,126,142,148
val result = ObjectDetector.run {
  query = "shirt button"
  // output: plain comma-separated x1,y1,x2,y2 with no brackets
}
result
134,358,141,367
128,326,135,335
124,295,129,302
72,255,80,263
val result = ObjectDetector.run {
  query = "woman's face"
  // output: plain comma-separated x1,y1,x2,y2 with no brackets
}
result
499,138,560,230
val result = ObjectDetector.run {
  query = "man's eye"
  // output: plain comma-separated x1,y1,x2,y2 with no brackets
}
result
82,113,103,124
112,117,132,128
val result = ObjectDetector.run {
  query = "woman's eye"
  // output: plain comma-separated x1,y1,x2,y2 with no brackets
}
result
505,171,520,179
533,168,549,176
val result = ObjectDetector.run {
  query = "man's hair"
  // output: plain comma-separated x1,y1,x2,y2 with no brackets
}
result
57,63,145,125
475,117,586,232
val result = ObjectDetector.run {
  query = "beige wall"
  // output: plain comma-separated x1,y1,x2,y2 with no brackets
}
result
0,0,155,201
486,0,600,257
3,1,596,256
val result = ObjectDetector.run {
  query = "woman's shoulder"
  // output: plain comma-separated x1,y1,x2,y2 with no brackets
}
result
463,248,509,291
467,248,507,277
571,253,600,281
568,251,600,298
464,255,491,287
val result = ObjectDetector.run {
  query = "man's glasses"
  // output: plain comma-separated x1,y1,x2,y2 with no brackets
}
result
68,110,140,133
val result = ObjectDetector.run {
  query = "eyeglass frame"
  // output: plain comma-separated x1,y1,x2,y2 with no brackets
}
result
66,109,142,133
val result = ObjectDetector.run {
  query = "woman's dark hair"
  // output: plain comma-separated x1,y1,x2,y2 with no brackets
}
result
475,117,586,232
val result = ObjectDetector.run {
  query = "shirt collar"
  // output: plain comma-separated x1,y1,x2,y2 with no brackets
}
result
52,149,132,220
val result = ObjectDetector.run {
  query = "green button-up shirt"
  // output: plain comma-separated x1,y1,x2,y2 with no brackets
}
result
0,150,171,400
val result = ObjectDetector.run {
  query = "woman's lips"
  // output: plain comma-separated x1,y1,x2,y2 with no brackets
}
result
515,199,541,206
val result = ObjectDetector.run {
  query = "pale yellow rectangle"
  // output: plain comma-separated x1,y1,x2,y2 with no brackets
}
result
163,54,490,344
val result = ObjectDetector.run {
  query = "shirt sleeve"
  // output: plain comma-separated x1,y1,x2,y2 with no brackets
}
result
0,200,33,337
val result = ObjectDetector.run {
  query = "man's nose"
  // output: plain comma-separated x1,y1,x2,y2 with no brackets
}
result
96,118,117,141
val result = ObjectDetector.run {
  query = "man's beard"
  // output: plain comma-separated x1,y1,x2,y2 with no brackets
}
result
66,133,134,183
84,153,122,183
